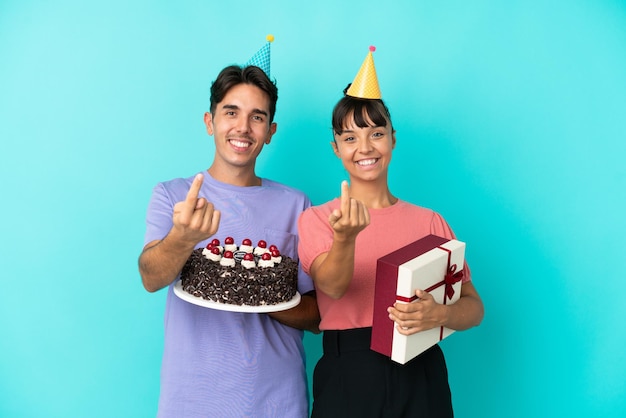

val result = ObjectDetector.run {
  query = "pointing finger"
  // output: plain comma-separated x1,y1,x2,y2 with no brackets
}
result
185,174,204,206
175,174,205,223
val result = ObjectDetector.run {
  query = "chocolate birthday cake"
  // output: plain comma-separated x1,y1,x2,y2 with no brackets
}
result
179,237,298,306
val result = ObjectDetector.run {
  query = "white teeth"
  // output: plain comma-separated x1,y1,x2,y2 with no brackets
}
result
230,139,250,148
357,159,377,166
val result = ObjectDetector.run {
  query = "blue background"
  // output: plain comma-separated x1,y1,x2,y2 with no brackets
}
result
1,0,625,417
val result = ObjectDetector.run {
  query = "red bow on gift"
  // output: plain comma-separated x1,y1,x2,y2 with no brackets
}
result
444,264,464,300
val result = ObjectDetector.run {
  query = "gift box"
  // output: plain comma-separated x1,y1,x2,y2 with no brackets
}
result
371,234,466,364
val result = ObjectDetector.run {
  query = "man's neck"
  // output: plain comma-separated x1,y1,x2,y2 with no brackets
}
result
207,165,261,187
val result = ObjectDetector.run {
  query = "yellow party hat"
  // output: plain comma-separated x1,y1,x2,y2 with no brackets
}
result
346,46,381,99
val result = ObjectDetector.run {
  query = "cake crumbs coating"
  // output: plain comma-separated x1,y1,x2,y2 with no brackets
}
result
180,248,298,306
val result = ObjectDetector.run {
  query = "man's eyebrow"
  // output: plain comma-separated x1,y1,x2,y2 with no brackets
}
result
221,104,268,117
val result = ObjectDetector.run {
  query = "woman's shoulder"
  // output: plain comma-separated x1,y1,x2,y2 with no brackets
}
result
396,200,458,238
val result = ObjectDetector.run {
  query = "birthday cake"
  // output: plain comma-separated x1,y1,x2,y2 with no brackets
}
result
179,237,299,306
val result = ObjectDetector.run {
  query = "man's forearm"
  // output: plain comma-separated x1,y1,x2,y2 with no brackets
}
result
139,236,196,292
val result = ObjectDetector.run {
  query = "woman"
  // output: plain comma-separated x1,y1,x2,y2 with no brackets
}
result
297,48,484,418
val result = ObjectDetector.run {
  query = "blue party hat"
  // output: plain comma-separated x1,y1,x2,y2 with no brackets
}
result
245,34,274,77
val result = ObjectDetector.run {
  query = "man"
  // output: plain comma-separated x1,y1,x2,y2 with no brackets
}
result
139,64,320,417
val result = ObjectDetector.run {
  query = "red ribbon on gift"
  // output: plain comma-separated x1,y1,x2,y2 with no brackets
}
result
395,244,464,340
424,245,464,300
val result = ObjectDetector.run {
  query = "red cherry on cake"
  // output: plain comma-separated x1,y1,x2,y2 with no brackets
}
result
225,236,234,245
243,253,254,261
261,253,271,260
205,242,214,250
271,249,281,257
211,238,220,246
257,240,267,249
269,244,278,252
223,250,234,259
242,238,252,246
211,247,221,255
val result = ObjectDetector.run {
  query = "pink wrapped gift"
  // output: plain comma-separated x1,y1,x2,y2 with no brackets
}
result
371,234,465,364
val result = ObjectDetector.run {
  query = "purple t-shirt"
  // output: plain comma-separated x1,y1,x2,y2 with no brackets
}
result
144,172,314,418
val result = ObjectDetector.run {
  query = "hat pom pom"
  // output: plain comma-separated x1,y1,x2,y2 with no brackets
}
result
266,34,274,43
369,45,376,52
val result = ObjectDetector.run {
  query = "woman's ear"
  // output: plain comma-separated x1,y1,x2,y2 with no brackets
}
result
331,140,340,157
